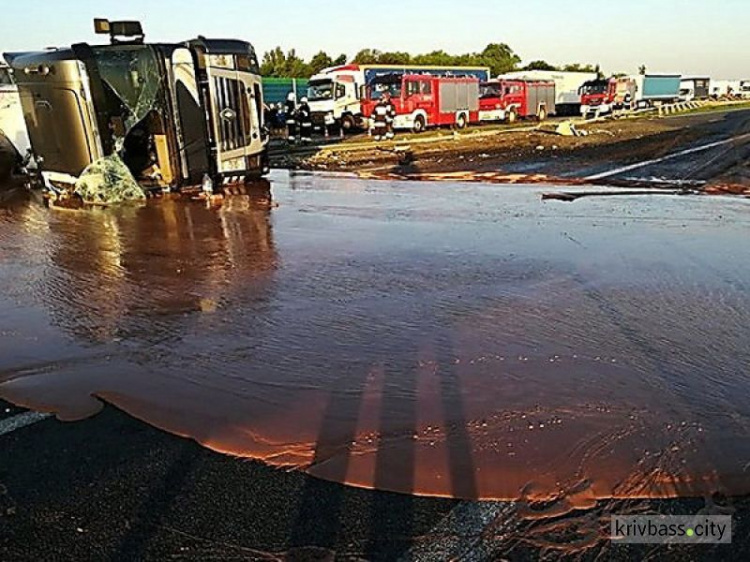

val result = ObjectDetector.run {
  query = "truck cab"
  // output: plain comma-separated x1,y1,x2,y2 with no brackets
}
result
307,68,365,132
5,20,268,196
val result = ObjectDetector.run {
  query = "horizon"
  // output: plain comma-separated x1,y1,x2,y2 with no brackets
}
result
2,0,749,79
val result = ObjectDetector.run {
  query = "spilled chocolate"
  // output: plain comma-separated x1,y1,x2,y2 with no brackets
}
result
1,171,750,504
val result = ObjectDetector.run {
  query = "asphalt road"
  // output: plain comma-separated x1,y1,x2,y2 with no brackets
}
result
512,107,750,183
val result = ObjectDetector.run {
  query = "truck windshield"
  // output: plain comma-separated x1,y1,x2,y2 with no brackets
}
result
369,81,402,100
92,45,163,133
480,83,502,99
580,81,608,95
307,80,334,102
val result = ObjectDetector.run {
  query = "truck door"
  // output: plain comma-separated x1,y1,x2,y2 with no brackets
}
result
170,48,209,184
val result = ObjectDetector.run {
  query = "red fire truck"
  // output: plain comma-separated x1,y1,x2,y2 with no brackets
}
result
478,79,556,123
580,77,637,117
363,74,480,133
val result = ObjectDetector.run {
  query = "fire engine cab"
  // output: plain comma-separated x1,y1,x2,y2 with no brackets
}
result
580,77,637,117
363,74,480,133
479,79,556,123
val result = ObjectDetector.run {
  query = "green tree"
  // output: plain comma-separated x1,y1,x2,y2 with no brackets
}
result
309,51,334,74
333,54,348,66
260,47,311,77
479,43,521,76
352,49,382,64
562,63,597,73
523,60,558,71
378,51,412,65
639,65,647,75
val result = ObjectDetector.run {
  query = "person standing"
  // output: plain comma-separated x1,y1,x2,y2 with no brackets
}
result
297,97,313,144
285,92,297,143
371,92,396,141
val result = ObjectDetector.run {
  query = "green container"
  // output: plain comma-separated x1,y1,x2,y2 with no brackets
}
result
262,78,310,105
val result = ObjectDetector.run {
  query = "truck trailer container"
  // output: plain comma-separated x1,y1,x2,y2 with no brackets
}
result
631,74,681,107
479,79,555,122
363,74,480,132
307,64,489,132
497,70,597,115
5,19,269,195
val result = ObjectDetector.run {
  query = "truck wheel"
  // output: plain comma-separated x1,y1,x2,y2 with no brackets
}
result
341,115,355,133
456,113,468,130
507,109,517,124
537,107,548,122
413,115,426,134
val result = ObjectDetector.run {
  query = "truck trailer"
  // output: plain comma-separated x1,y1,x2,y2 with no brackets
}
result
479,79,555,122
631,74,681,107
5,19,269,197
307,64,489,132
497,70,597,115
363,74,480,132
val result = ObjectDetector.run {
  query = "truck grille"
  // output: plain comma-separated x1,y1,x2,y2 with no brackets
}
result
213,76,247,152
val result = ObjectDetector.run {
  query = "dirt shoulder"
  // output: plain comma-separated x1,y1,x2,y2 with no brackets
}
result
269,104,750,195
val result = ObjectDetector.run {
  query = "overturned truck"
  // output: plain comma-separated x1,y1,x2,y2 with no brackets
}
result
5,20,269,202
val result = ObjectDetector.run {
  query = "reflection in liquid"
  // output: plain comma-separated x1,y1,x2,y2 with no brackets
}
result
2,175,750,505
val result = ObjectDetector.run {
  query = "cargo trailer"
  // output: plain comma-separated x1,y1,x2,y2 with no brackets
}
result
631,74,681,107
679,77,711,102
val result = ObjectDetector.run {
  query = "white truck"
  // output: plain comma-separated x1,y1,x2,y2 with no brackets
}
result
306,64,490,132
711,80,741,98
496,70,597,115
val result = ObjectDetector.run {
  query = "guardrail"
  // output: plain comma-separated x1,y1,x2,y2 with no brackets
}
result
657,100,711,116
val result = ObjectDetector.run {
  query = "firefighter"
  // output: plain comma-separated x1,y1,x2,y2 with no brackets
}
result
285,92,297,143
297,96,313,144
371,92,396,141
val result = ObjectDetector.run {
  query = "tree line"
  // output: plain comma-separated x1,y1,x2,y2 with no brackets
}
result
260,44,600,79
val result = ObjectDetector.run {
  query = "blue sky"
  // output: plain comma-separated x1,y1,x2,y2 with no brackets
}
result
3,0,748,78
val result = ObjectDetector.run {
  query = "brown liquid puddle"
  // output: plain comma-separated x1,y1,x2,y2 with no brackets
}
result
1,173,750,505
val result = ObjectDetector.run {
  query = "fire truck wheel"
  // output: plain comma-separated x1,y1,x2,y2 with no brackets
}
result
412,116,426,134
341,115,355,132
537,107,548,122
456,113,468,129
507,109,517,124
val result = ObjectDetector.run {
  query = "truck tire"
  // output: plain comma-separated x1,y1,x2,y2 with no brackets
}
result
456,113,468,129
341,114,356,133
413,115,426,134
537,107,548,122
507,109,518,124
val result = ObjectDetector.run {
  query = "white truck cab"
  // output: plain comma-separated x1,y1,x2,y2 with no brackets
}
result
307,66,367,132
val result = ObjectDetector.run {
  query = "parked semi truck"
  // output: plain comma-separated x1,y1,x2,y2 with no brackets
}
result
307,64,489,132
362,74,480,132
0,60,31,179
579,77,637,117
631,74,681,107
679,77,711,102
479,79,555,122
497,70,597,116
5,19,269,196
